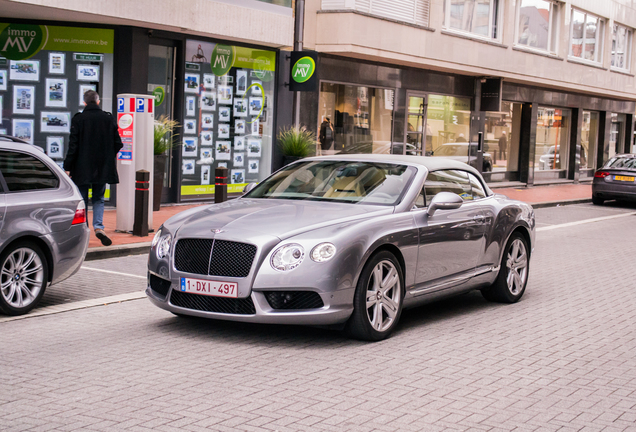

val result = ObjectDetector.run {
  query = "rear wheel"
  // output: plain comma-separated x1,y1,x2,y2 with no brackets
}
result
0,241,49,316
592,196,604,205
346,251,404,341
482,233,529,303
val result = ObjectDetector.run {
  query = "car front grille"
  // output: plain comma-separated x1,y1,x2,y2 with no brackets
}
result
174,239,257,278
264,291,325,310
170,290,256,315
149,273,171,298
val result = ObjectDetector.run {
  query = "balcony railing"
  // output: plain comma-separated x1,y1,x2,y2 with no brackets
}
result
321,0,430,27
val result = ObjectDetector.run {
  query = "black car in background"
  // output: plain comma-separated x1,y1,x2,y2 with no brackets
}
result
592,154,636,205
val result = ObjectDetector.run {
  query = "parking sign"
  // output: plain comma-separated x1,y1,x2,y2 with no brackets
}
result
136,98,145,113
117,98,124,113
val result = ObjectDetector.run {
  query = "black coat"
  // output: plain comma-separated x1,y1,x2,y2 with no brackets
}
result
64,104,124,186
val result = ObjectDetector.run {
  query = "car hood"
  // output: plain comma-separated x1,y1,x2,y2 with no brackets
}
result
173,198,394,241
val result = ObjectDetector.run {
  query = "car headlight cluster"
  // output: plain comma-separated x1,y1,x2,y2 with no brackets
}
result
270,242,337,272
311,243,337,263
153,228,173,259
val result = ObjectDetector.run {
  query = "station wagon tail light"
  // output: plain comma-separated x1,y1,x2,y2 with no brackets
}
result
271,244,305,272
72,200,86,225
594,171,610,178
311,243,337,263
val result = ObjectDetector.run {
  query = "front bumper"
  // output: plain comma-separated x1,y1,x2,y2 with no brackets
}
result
146,274,354,326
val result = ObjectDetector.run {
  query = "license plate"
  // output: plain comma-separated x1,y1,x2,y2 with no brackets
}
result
614,175,635,182
180,277,238,298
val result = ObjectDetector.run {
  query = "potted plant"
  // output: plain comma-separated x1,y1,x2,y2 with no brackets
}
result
277,125,316,166
153,115,179,211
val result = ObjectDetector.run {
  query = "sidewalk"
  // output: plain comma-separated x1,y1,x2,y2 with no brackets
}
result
86,182,591,259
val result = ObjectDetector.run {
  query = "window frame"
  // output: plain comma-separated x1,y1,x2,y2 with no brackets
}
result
415,169,490,209
0,149,61,194
569,8,605,65
611,22,633,72
514,0,559,55
444,0,503,42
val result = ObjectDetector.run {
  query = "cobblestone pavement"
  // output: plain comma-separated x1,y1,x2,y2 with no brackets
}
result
1,206,635,431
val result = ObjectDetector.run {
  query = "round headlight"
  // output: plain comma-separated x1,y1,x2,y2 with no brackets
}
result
156,234,172,259
311,243,337,262
151,228,162,248
271,243,305,272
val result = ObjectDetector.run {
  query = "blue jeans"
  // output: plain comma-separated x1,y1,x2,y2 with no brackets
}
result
78,184,106,230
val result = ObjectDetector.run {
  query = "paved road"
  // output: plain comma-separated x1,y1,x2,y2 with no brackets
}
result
1,202,635,431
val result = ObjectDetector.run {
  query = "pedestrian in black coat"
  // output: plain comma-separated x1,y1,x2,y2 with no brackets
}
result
64,90,123,246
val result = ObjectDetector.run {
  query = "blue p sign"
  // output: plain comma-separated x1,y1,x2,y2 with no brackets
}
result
136,98,145,113
117,98,124,113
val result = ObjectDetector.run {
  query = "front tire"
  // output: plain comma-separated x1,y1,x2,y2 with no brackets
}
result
482,233,529,303
346,251,404,341
0,241,49,316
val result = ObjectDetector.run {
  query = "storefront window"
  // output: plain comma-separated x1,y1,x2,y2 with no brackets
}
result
426,95,471,159
180,40,276,198
536,107,570,171
608,113,626,164
580,111,599,172
318,82,394,155
484,101,521,173
0,22,114,197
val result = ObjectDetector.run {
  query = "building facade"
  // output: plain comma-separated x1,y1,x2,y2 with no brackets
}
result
0,0,294,204
299,0,636,185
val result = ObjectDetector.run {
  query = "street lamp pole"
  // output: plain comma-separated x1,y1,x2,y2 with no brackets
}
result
293,0,305,127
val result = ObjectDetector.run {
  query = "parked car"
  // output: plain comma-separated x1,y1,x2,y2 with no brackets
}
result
147,155,534,341
432,143,493,172
592,154,636,205
0,135,89,315
539,145,561,170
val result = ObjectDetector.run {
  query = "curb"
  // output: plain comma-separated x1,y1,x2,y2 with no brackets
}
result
85,242,152,261
530,198,592,209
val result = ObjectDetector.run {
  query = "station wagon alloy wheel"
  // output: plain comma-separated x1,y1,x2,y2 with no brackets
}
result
366,260,401,332
505,238,528,296
0,243,48,315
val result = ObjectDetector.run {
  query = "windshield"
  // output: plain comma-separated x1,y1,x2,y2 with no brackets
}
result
244,161,416,206
603,157,636,170
435,144,469,156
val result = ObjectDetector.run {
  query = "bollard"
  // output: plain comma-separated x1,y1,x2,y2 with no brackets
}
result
215,167,228,203
133,170,150,236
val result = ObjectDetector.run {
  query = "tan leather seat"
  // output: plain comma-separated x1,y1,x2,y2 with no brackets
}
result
323,176,365,198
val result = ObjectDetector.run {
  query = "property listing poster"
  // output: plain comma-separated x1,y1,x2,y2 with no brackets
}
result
180,39,276,198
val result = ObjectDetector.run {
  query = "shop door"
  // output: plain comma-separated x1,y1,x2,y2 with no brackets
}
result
610,114,626,161
402,92,427,156
148,43,177,203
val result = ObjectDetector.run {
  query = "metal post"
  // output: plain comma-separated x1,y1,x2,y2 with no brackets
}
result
133,170,150,236
215,167,228,203
293,0,305,127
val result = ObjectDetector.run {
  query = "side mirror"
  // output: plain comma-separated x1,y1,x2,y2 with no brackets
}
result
427,192,463,216
242,182,257,195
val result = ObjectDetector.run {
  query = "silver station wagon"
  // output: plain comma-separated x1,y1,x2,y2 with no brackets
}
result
0,136,89,316
147,155,535,341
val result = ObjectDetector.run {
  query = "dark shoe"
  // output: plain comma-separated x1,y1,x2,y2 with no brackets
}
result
95,229,112,246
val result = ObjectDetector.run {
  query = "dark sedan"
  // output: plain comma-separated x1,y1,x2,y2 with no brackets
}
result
592,154,636,205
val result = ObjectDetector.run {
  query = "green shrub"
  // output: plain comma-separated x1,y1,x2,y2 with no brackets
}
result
154,115,180,155
277,126,316,157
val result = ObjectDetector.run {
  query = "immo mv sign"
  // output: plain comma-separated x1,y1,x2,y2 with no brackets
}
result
0,23,114,60
289,51,318,92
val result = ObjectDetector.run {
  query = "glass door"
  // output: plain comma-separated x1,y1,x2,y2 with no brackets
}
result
148,43,176,203
400,92,427,155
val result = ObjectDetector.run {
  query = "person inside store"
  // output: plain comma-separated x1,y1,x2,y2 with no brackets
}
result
498,131,508,162
319,117,335,154
64,90,123,246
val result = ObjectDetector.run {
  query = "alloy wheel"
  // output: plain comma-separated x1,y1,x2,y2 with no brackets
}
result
365,260,401,332
505,239,528,295
0,247,45,309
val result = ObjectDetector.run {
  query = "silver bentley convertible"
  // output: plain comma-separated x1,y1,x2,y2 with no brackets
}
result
147,155,535,341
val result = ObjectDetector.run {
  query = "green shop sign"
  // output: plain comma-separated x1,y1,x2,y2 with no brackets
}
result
210,44,235,76
153,86,165,106
0,22,114,60
291,56,315,84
